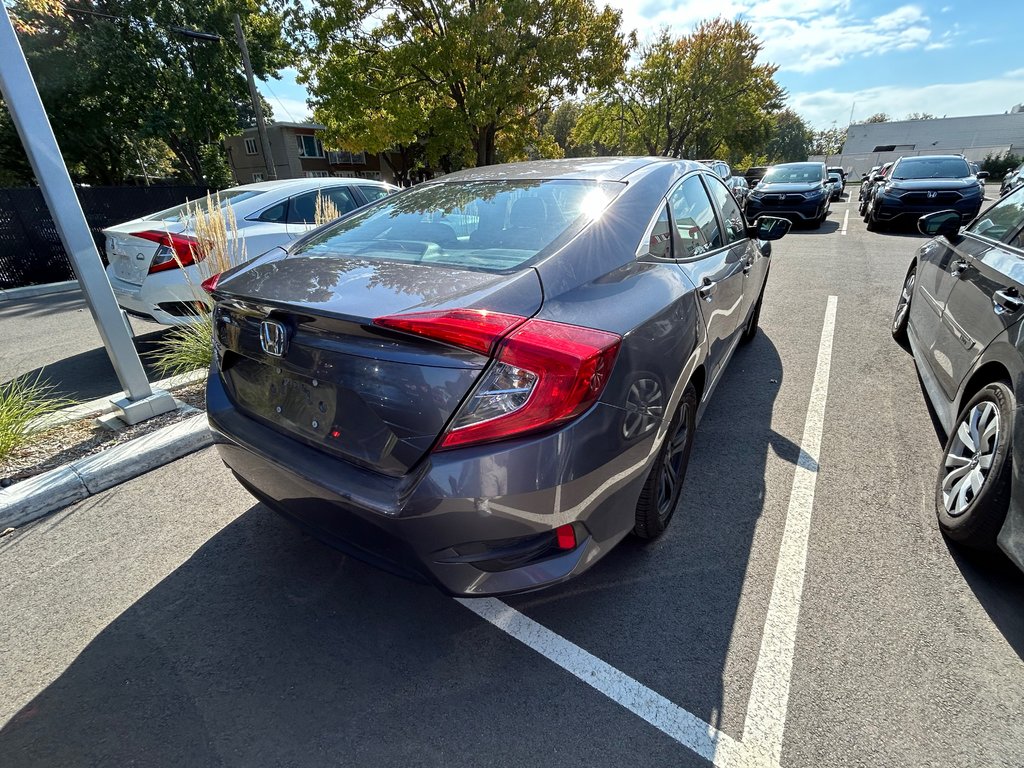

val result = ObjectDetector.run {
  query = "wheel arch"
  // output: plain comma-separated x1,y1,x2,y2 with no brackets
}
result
958,360,1013,419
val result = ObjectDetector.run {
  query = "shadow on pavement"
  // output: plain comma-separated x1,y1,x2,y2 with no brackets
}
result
508,331,799,738
784,218,840,235
19,327,174,401
0,504,695,767
0,333,794,766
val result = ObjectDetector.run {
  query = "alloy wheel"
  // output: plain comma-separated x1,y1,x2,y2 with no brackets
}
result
656,402,691,519
892,271,915,334
941,401,1000,517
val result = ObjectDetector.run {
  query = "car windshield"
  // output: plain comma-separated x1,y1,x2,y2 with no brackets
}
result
143,189,265,223
291,179,624,272
892,158,970,180
762,165,823,183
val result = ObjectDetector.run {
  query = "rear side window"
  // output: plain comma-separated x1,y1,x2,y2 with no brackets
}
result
287,188,358,224
257,200,288,223
703,175,746,245
644,204,673,259
357,185,392,202
968,185,1024,244
669,175,722,257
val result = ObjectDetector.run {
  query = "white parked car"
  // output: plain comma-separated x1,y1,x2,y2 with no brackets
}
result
104,178,398,325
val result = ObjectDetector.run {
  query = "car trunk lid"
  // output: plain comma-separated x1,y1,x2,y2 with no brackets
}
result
213,255,543,475
104,220,189,285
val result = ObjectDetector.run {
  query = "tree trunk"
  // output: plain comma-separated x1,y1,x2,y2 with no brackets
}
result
474,124,497,166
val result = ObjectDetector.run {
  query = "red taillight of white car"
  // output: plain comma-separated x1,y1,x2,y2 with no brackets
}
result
132,230,204,274
373,309,621,450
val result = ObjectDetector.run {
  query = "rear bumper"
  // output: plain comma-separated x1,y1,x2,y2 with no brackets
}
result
105,266,206,326
207,371,659,596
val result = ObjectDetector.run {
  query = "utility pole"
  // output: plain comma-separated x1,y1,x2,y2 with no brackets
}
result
0,4,174,424
234,13,276,181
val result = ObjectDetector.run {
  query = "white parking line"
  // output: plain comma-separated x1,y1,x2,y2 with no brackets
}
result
840,209,849,235
458,296,840,768
742,295,837,764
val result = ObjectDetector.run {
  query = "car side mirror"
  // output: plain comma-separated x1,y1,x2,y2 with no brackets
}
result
918,210,962,238
748,215,791,241
977,171,989,179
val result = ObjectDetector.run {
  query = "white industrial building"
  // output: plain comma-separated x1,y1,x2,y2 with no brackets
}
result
812,109,1024,178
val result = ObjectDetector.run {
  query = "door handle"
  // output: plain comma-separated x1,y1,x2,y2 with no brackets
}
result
698,278,716,301
743,260,753,275
993,288,1023,315
951,259,970,276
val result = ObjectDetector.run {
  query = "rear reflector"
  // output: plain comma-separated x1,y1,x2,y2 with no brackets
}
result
555,524,576,550
133,230,204,274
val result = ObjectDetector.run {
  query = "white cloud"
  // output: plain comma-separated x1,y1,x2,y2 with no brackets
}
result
606,0,940,73
789,72,1024,129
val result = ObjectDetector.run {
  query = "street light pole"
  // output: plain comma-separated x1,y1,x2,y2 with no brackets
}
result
0,4,175,424
233,13,276,181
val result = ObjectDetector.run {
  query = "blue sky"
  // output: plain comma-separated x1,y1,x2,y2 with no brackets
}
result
260,0,1024,132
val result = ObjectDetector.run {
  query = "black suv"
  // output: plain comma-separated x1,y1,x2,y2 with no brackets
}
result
864,155,985,232
744,162,831,228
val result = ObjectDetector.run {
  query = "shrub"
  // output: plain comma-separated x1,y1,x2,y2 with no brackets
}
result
980,151,1022,179
0,373,75,463
148,315,214,378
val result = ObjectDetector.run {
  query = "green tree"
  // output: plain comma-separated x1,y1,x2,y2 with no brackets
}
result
864,112,891,123
810,126,846,156
904,112,936,120
572,19,783,160
4,0,297,186
765,109,811,163
300,0,630,168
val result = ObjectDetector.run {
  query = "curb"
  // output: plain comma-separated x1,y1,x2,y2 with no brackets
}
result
0,413,212,530
0,280,79,303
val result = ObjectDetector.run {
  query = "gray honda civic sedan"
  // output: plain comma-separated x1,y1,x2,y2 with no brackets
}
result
205,157,790,596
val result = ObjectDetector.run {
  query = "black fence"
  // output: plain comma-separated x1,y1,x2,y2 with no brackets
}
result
0,185,211,290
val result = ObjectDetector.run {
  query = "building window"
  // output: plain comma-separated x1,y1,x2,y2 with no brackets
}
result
327,150,367,165
305,170,329,178
252,172,264,182
244,138,258,155
296,134,324,158
357,170,382,180
332,170,356,177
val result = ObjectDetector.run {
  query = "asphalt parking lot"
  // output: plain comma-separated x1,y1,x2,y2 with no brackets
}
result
2,188,1023,767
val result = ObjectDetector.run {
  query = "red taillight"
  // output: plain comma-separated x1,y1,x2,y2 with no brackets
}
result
555,524,576,550
373,309,621,449
438,319,620,449
201,273,221,295
132,230,203,274
374,309,526,356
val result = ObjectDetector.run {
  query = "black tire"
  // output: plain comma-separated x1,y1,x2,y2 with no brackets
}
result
741,274,767,343
935,382,1015,549
891,265,915,346
634,383,698,540
866,212,883,232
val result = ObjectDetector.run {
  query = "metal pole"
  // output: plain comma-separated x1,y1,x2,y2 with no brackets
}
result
234,13,276,181
0,5,174,424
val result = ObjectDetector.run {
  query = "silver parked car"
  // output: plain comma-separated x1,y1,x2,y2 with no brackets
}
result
104,178,398,325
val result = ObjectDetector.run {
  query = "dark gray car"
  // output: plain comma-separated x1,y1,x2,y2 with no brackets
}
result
205,157,790,596
892,184,1024,571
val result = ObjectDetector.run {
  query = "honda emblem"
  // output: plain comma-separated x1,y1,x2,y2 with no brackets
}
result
260,319,289,357
927,190,938,199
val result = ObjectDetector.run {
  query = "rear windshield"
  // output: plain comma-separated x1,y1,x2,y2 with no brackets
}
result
143,190,265,223
291,179,623,272
762,165,823,183
893,158,970,180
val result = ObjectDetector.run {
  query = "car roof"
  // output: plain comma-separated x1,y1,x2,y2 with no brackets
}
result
435,157,700,183
772,162,824,168
222,178,392,194
896,154,967,163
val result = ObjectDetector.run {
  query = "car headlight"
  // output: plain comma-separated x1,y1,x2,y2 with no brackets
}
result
806,186,826,199
749,190,763,200
961,184,982,198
